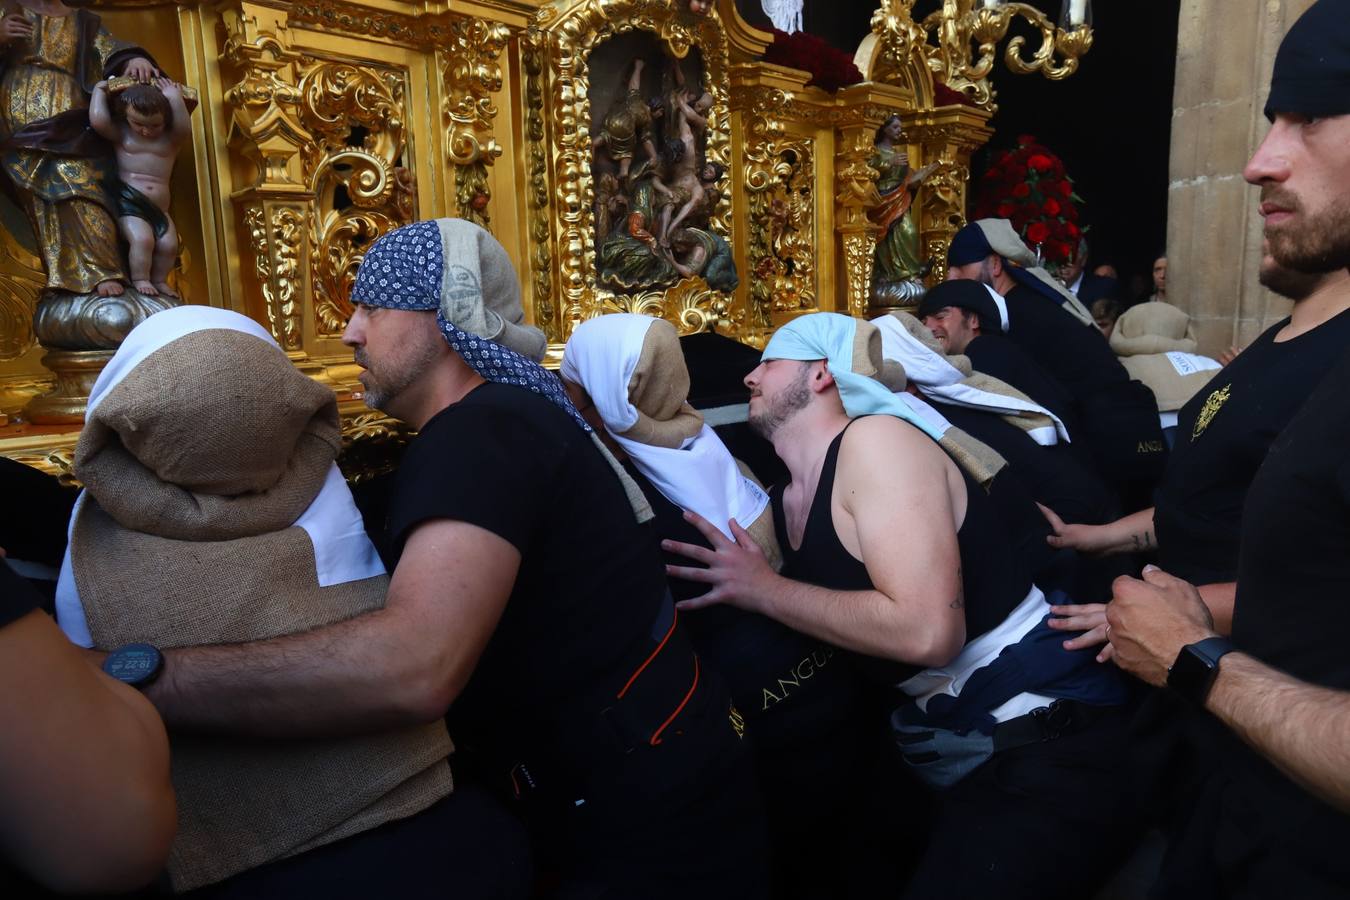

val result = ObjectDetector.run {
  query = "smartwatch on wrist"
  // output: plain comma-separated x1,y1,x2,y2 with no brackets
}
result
102,642,164,689
1166,636,1234,705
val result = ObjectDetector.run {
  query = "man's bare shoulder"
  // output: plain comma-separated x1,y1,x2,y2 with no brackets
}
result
839,414,946,465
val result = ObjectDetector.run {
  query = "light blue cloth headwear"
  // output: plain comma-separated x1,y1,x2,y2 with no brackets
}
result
350,219,589,431
761,313,944,441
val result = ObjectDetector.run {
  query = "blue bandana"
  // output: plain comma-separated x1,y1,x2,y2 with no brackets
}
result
352,220,589,431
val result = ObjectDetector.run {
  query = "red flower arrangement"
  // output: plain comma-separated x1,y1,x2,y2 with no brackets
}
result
763,29,864,93
971,135,1084,269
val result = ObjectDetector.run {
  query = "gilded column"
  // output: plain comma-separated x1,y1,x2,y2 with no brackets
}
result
221,7,315,359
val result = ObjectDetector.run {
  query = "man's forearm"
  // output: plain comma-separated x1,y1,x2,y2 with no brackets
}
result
1100,507,1157,554
1196,581,1236,635
1207,652,1350,813
756,574,962,666
147,607,441,739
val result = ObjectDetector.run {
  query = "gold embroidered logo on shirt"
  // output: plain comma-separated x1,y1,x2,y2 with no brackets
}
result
1192,384,1231,441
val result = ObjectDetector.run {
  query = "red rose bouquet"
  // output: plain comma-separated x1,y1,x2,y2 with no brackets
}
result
971,135,1084,270
763,29,864,93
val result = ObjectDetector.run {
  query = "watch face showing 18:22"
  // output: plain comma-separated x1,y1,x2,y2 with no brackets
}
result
103,643,163,686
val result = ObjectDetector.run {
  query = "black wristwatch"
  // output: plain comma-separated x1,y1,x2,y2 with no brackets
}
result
1166,636,1234,705
102,643,164,689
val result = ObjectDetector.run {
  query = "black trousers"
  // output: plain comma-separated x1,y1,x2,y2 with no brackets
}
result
899,707,1147,900
181,784,532,899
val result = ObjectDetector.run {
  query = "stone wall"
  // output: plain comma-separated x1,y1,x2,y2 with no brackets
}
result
1167,0,1314,357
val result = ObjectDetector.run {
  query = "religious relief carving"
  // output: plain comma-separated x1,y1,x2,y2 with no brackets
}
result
591,47,737,298
528,0,736,341
868,114,936,308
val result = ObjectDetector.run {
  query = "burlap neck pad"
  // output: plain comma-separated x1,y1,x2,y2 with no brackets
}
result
618,318,704,449
937,424,1006,490
71,332,452,892
961,371,1057,438
1110,301,1197,357
1119,355,1216,413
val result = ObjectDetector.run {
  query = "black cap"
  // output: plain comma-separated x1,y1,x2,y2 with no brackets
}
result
1265,0,1350,121
916,280,1003,334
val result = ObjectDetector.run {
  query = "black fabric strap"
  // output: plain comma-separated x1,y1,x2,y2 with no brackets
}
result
991,700,1112,754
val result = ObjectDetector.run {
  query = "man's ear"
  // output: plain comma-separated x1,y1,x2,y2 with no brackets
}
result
809,360,835,393
986,253,1004,280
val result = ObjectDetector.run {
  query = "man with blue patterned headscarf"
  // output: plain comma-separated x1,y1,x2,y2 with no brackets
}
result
665,311,1136,899
135,219,769,899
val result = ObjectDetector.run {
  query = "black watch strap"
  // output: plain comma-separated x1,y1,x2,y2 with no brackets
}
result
1167,636,1235,705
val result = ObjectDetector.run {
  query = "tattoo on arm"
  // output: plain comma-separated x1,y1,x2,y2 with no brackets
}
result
1131,532,1154,552
950,566,964,609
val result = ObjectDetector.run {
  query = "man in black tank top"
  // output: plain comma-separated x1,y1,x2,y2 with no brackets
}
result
667,314,1140,900
1105,5,1350,895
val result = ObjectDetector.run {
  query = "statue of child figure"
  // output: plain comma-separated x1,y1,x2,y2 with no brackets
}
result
90,76,192,297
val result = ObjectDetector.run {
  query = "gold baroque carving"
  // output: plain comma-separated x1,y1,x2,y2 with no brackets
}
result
528,0,735,340
834,127,882,319
0,222,43,361
295,59,412,336
245,204,303,350
586,277,737,336
442,17,508,229
740,87,815,325
522,35,556,341
337,409,409,484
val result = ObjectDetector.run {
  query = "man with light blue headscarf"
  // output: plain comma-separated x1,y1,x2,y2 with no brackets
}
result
666,311,1139,899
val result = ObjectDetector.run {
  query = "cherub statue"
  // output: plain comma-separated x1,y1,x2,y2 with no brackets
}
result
592,58,664,184
90,76,192,297
0,0,157,299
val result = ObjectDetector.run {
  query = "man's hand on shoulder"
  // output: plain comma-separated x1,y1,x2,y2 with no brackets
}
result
1106,565,1217,687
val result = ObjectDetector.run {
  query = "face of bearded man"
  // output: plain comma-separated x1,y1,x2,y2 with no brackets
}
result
1246,114,1350,297
346,306,445,414
745,359,813,440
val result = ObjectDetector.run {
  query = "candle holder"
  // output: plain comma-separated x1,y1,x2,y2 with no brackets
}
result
914,0,1095,110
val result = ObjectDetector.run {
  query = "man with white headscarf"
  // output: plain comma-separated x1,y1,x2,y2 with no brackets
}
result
131,220,765,899
60,305,528,897
944,219,1167,504
665,312,1138,900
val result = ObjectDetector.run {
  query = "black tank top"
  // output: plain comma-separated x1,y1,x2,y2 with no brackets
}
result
772,419,1029,670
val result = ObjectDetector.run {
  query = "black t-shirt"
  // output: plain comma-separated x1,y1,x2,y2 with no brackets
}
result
1153,307,1350,584
385,383,677,774
1192,342,1350,889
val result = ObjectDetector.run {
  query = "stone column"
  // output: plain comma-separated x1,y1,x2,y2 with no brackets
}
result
1167,0,1313,358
